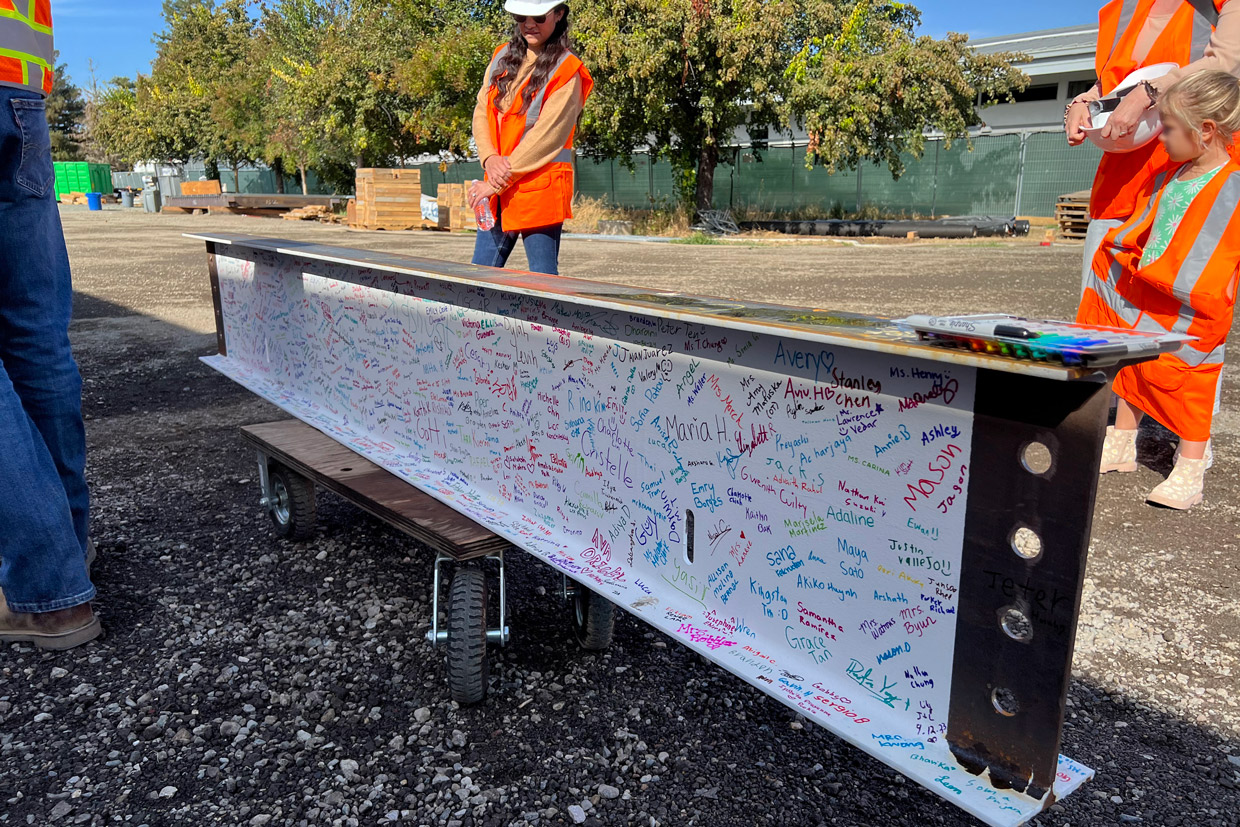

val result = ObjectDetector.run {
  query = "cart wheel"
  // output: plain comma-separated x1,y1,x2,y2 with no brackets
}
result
267,464,317,541
572,587,616,651
446,567,489,705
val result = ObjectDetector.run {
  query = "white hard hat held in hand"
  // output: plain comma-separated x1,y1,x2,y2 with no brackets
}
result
504,0,566,15
1085,63,1179,154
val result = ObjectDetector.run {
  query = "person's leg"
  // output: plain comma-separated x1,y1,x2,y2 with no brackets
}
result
1177,439,1209,460
520,223,564,275
0,90,95,626
1114,398,1144,431
471,200,519,268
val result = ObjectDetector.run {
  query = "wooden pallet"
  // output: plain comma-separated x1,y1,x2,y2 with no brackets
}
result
239,419,508,560
1055,190,1091,241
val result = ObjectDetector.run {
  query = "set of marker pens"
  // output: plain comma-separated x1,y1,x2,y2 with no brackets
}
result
895,314,1194,368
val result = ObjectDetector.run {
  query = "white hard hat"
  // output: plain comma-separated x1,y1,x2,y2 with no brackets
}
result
1085,63,1179,154
504,0,565,15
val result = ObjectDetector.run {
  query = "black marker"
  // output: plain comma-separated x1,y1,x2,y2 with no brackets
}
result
993,325,1039,340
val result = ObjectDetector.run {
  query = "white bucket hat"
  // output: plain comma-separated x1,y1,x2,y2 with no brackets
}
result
1085,63,1179,154
504,0,565,15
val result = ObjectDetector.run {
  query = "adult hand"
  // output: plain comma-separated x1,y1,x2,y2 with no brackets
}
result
468,179,496,209
484,155,513,190
1066,101,1092,146
1101,86,1153,141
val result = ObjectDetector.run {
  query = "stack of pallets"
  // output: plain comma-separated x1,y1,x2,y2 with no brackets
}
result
1055,191,1091,240
352,168,424,230
437,183,479,232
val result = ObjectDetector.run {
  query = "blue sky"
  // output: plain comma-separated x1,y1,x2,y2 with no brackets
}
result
52,0,1102,91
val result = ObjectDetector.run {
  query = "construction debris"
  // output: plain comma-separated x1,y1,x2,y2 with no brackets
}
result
282,204,340,223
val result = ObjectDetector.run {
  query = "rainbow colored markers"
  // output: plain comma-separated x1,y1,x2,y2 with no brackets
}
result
895,314,1195,368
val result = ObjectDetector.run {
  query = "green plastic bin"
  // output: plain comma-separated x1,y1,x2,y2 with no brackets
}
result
53,162,112,201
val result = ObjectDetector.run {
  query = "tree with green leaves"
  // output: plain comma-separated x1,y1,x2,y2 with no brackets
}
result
572,0,1029,212
45,55,86,161
136,0,257,171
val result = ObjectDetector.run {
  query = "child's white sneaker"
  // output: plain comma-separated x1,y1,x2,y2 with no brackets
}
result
1146,456,1208,510
1172,439,1214,470
1100,426,1138,473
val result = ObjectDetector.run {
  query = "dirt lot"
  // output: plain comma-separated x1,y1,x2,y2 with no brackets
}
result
0,205,1237,827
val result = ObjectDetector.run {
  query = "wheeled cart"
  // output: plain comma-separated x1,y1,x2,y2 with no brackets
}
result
238,419,615,703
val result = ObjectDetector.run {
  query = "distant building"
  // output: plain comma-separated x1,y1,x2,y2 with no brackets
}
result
970,25,1099,132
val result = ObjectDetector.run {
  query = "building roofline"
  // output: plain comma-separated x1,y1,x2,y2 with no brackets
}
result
970,24,1098,48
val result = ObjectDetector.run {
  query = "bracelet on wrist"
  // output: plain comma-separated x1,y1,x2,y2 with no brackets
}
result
1139,80,1159,106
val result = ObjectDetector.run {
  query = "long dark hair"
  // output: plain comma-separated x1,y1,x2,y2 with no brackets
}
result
491,5,573,114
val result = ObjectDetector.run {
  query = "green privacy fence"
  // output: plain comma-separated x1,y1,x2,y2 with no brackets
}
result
411,130,1104,218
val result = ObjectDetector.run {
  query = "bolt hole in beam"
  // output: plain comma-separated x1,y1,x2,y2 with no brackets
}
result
341,467,353,472
1011,526,1042,560
999,606,1034,642
992,686,1021,717
1021,440,1053,475
685,509,695,564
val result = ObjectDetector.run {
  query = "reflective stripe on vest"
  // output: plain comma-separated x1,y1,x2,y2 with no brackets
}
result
525,50,574,130
1093,163,1240,368
0,0,53,96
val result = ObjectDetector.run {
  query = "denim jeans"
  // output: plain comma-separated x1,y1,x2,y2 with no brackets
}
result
0,88,93,613
470,200,563,275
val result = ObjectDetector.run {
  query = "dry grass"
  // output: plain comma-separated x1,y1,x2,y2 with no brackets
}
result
567,195,941,237
566,196,694,237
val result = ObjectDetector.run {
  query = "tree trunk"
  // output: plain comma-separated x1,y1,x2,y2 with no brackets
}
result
231,161,240,193
694,141,719,216
272,157,286,194
299,164,308,195
204,158,219,182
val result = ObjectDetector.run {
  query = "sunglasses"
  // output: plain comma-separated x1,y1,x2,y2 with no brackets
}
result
512,13,548,23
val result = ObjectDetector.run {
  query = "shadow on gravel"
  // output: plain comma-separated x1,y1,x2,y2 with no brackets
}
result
70,292,252,421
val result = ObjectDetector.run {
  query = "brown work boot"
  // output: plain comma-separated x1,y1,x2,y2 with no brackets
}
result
0,594,101,650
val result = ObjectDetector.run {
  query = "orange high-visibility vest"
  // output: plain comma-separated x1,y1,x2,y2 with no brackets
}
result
1090,0,1229,221
484,43,594,233
1077,160,1240,441
0,0,54,96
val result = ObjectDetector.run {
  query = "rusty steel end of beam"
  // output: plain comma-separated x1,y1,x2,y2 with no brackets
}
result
947,368,1111,803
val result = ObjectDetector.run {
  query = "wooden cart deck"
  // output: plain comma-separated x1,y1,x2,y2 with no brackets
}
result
239,419,508,560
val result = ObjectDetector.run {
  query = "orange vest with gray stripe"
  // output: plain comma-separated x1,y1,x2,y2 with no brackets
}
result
0,0,53,96
1077,161,1240,441
1091,0,1229,221
484,44,593,233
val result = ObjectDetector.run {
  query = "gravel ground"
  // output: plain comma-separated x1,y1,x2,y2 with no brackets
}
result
0,207,1237,827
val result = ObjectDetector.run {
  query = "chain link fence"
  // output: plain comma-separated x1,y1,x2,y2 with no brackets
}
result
565,131,1102,218
414,131,1100,218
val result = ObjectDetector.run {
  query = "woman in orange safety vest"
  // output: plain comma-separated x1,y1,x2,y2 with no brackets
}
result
467,0,594,276
1080,70,1240,509
1067,1,1240,293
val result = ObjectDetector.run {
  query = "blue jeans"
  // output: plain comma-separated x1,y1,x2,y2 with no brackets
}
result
471,200,563,275
0,88,93,613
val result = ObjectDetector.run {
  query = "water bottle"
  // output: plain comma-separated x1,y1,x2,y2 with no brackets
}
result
475,196,495,231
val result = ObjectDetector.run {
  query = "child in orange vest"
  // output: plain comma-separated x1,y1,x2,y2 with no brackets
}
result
1080,70,1240,509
